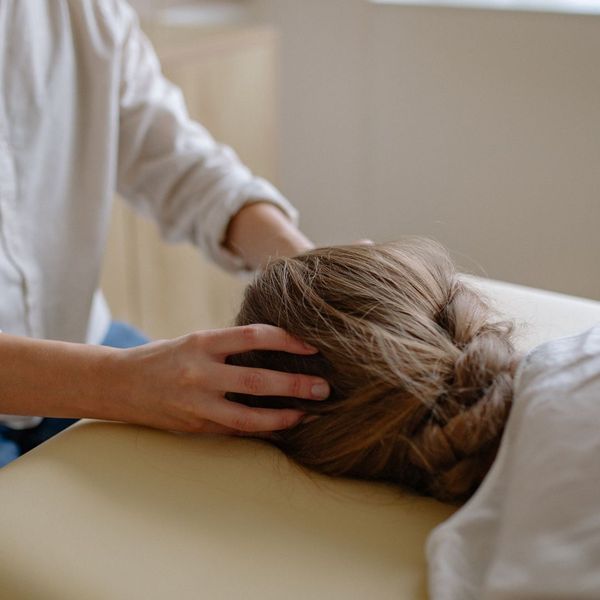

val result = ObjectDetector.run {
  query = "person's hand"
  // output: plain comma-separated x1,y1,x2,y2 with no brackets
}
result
105,324,329,436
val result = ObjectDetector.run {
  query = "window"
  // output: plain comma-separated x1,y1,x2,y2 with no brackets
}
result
370,0,600,15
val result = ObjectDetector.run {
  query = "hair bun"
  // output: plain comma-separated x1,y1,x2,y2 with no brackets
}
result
407,284,516,501
229,239,517,504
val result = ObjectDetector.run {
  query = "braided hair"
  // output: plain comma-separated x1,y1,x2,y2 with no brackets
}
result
227,239,516,503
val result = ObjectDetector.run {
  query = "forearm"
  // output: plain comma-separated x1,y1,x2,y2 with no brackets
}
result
0,327,329,434
0,334,117,420
224,201,314,269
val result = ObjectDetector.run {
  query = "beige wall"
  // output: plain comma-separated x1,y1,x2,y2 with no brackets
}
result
252,0,600,299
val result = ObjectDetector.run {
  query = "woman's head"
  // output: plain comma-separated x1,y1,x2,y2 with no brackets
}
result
226,239,516,503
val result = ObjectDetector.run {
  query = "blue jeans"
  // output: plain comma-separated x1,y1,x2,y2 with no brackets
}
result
0,321,150,468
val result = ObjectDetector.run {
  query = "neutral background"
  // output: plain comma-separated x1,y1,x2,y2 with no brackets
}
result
130,0,600,300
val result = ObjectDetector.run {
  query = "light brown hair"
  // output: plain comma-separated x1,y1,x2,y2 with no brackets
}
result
226,239,515,503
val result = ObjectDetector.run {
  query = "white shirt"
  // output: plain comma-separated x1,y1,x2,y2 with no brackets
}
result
427,326,600,599
0,0,296,429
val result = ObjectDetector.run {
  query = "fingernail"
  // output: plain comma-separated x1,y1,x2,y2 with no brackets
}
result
311,382,330,400
303,342,319,353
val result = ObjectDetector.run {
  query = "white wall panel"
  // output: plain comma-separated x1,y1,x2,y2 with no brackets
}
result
253,0,600,299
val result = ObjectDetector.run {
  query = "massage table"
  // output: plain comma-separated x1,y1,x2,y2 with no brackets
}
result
1,278,599,599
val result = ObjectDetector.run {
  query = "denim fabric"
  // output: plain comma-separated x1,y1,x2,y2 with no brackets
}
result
0,321,150,467
0,436,19,468
101,320,150,349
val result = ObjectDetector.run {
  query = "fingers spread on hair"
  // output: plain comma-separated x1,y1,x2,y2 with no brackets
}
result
203,324,318,356
203,397,305,432
213,364,330,400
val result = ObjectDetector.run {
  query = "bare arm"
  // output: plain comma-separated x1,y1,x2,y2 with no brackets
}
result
0,325,329,434
224,201,314,269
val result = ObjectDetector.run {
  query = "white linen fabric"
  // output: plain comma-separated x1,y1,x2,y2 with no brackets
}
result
0,0,296,428
427,325,600,599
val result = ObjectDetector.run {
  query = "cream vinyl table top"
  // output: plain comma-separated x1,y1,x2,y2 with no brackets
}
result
1,278,599,600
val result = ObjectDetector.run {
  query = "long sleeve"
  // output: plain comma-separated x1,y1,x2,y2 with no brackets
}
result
114,5,297,271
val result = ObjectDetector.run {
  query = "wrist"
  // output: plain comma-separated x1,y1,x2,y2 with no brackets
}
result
90,344,147,424
225,201,314,268
86,345,128,421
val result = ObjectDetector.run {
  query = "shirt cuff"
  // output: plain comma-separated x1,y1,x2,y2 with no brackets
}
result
0,415,44,430
202,177,299,273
